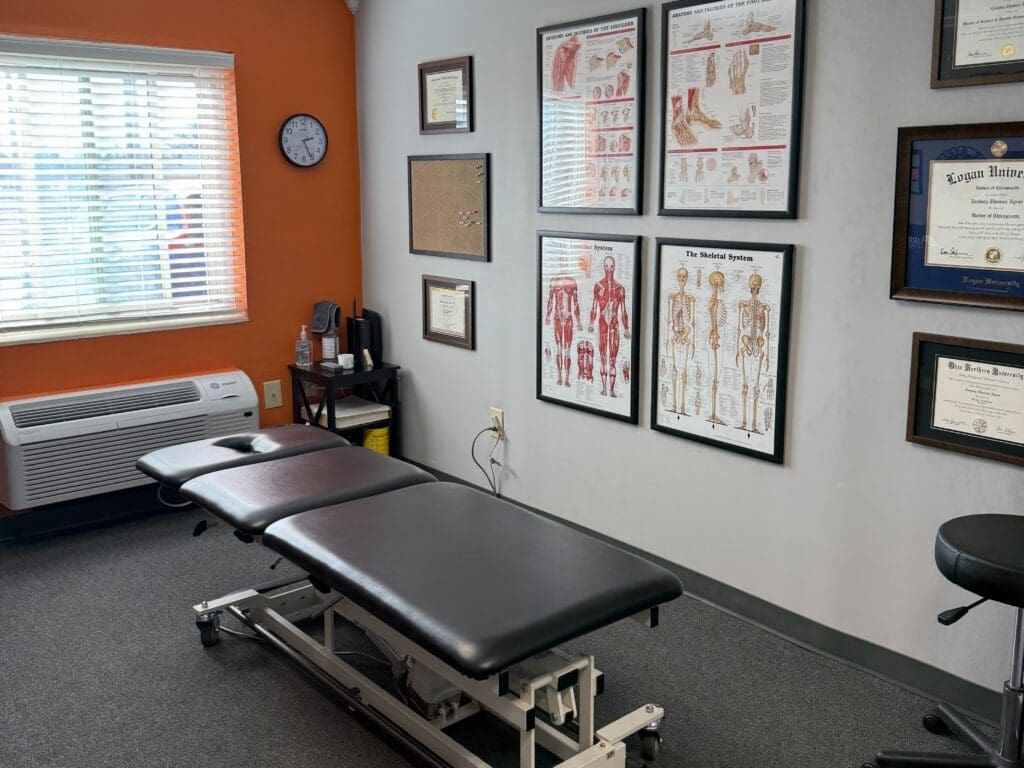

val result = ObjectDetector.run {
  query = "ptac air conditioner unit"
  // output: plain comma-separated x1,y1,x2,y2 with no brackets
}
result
0,372,259,511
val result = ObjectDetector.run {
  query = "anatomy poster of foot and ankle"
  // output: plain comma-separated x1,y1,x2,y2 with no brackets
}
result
662,0,799,214
539,11,643,212
653,241,793,461
538,234,639,422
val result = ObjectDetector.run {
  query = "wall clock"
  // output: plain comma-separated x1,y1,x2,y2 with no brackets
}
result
279,113,328,167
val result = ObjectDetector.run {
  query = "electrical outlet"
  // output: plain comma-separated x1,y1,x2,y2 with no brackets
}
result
489,407,505,440
263,380,283,409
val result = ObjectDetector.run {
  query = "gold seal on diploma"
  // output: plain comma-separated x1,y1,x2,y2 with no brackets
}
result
986,247,1004,264
1004,44,1017,59
431,107,439,121
973,418,988,435
992,140,1009,158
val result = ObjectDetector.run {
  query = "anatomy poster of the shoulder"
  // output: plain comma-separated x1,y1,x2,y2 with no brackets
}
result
654,241,789,455
541,15,639,99
540,236,637,418
663,0,798,214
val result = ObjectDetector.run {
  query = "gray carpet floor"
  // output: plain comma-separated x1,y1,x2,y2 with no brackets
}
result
0,510,983,768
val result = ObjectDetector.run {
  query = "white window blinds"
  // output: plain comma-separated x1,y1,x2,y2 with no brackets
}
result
0,35,247,345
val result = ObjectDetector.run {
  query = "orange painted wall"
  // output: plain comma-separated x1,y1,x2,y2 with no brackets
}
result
0,0,361,426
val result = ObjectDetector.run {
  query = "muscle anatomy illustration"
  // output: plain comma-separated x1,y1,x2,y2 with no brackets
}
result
577,340,595,382
552,36,581,92
587,257,631,398
741,13,777,36
748,153,767,184
671,89,721,147
706,271,728,426
696,156,705,182
728,49,750,95
616,68,631,97
735,274,771,433
667,268,697,415
545,274,582,386
706,51,717,88
683,20,714,44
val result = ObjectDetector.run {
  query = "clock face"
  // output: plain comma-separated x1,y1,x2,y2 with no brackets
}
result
280,114,328,167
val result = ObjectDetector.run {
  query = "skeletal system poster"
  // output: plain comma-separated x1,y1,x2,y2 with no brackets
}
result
653,240,792,461
538,10,644,213
661,0,802,215
538,233,640,422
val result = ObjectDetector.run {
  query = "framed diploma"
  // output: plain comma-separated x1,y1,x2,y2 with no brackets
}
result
891,123,1024,312
418,56,473,134
908,333,1024,468
537,231,641,423
537,9,646,215
651,238,794,463
658,0,807,219
422,275,475,349
932,0,1024,88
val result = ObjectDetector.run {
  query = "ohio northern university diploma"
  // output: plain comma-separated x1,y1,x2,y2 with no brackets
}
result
927,159,1024,275
933,356,1024,446
954,0,1024,68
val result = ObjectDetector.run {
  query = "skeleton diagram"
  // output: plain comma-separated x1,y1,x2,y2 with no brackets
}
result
666,268,697,415
706,271,728,425
679,156,689,182
735,274,771,433
731,107,755,139
671,89,721,147
545,274,582,387
706,51,717,88
729,49,750,95
587,257,631,397
551,36,581,92
683,20,714,44
741,13,777,36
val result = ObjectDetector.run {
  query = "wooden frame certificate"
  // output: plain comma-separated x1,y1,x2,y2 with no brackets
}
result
659,0,806,218
536,231,642,423
891,123,1024,311
537,9,646,214
419,57,473,134
908,333,1024,468
932,0,1024,88
422,275,475,349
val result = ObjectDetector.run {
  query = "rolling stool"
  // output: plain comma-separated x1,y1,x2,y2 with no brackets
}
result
865,514,1024,767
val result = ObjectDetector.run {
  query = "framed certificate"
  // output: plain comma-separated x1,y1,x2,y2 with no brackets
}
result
932,0,1024,88
537,9,646,215
651,238,794,463
422,276,475,349
891,123,1024,312
418,57,473,134
537,231,641,423
908,333,1024,468
658,0,807,218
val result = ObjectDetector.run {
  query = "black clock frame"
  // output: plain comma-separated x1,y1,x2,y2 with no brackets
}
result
279,113,328,168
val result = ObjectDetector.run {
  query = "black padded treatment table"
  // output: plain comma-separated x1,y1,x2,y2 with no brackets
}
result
193,481,683,768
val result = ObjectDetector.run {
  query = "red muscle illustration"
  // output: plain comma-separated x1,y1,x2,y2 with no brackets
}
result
616,69,631,97
551,36,581,93
545,274,582,386
577,340,595,382
587,257,631,397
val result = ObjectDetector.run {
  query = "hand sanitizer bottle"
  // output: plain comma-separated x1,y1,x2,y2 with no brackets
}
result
295,325,311,367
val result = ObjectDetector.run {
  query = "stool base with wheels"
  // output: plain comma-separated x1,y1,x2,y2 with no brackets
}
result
864,515,1024,768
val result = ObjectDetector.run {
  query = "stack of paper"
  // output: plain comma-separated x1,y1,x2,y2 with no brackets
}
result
315,395,391,429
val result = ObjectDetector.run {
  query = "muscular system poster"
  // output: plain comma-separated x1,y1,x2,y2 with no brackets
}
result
661,0,804,216
538,10,645,213
653,239,793,462
537,233,641,422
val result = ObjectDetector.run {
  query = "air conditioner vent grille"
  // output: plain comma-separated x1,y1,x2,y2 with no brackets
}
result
11,382,200,428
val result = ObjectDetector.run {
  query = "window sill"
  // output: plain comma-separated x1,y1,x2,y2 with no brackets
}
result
0,312,249,347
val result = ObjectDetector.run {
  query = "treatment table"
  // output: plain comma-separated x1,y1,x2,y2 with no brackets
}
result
136,433,683,767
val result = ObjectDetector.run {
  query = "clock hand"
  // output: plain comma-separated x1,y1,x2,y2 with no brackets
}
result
302,137,313,159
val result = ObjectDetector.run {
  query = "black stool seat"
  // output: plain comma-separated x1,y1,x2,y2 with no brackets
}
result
936,514,1024,608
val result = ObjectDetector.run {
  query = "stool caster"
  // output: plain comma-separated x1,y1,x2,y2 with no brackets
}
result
196,613,221,647
921,712,949,736
639,729,661,762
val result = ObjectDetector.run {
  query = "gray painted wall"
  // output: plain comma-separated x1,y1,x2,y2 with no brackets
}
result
356,0,1024,692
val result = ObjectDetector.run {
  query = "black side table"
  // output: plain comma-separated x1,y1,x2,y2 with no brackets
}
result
288,362,401,456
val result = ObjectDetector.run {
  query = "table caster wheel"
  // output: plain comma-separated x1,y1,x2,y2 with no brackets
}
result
922,713,949,736
639,730,660,762
861,762,877,768
197,613,220,647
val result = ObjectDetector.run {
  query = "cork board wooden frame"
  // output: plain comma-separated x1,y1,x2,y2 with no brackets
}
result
408,153,490,261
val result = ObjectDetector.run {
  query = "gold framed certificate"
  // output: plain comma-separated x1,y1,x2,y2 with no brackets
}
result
418,57,473,134
932,0,1024,87
908,333,1024,467
422,275,475,349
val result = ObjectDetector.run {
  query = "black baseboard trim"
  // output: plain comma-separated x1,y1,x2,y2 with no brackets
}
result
407,459,1001,725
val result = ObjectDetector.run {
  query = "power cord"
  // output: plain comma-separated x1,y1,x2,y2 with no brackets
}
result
471,427,502,497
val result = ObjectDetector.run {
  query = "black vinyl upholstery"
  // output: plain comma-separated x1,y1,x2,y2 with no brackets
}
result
262,482,684,680
179,447,436,535
136,425,348,488
935,514,1024,607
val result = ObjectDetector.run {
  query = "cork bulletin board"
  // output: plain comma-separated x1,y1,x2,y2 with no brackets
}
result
408,153,490,261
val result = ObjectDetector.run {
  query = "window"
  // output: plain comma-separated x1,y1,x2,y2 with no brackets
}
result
0,35,247,345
